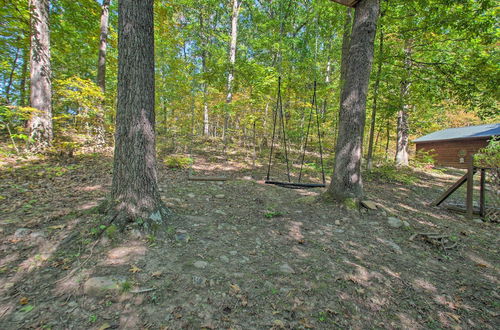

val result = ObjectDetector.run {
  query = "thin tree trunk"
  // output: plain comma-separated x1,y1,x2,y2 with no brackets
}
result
109,0,169,230
385,119,390,160
223,0,241,146
395,39,412,166
200,13,210,136
326,0,379,203
5,45,20,104
28,0,52,151
97,0,110,93
367,28,384,171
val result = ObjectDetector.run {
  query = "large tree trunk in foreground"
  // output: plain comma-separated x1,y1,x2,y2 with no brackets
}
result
28,0,52,151
109,0,169,230
326,0,379,202
395,40,412,166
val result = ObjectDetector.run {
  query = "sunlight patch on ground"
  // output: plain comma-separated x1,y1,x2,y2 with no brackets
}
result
104,243,147,265
413,278,437,293
287,221,304,242
397,312,421,329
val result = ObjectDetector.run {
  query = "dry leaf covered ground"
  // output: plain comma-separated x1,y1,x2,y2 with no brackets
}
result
0,149,498,329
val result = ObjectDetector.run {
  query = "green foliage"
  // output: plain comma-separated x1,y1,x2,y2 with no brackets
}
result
411,149,437,169
163,155,193,169
264,210,283,218
474,137,500,168
364,163,418,185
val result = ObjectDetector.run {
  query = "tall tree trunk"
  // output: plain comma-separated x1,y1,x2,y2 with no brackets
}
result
200,13,210,136
97,0,110,92
28,0,52,151
95,0,111,147
325,0,379,203
109,0,169,230
223,0,241,146
395,40,412,166
366,28,384,171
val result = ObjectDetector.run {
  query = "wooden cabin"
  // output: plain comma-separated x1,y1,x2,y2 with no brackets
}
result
413,123,500,169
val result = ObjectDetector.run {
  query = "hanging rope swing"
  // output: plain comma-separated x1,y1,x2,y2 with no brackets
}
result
265,77,326,189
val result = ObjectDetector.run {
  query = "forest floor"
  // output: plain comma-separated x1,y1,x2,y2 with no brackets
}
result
0,145,498,329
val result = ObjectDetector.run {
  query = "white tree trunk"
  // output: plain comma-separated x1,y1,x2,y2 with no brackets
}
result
395,40,412,166
223,0,241,143
28,0,52,151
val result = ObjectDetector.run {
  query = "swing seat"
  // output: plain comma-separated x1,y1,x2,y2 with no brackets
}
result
265,180,326,189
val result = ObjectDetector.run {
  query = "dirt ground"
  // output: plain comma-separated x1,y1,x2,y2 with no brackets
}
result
0,149,498,329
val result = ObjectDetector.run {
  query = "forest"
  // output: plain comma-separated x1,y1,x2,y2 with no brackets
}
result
0,0,499,329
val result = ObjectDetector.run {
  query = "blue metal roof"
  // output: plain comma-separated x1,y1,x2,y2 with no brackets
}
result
414,123,500,143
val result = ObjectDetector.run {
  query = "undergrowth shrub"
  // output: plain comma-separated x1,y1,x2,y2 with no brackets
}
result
163,155,193,169
474,137,500,168
364,162,418,185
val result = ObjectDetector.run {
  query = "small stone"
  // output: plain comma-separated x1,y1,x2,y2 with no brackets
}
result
215,194,225,199
29,231,46,240
239,256,250,263
334,220,341,225
84,276,126,297
220,256,229,263
149,211,162,223
255,238,262,246
214,210,227,215
129,229,143,239
380,239,402,254
175,233,189,242
14,228,31,237
473,218,483,224
279,263,295,274
229,250,238,256
194,261,208,269
187,193,196,198
192,275,207,286
402,221,410,228
334,229,345,233
361,200,378,210
387,217,403,228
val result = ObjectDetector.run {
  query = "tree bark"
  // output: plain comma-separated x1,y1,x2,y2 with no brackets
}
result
28,0,52,151
109,0,169,230
223,0,241,145
395,39,412,166
326,0,379,202
366,28,384,171
97,0,111,93
200,13,210,136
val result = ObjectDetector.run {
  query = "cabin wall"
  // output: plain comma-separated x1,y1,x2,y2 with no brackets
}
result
416,138,489,169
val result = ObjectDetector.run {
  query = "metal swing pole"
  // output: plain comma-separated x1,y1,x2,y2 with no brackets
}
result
266,77,281,181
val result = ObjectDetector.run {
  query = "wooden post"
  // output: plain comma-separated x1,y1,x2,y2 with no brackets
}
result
466,156,474,220
479,168,485,218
